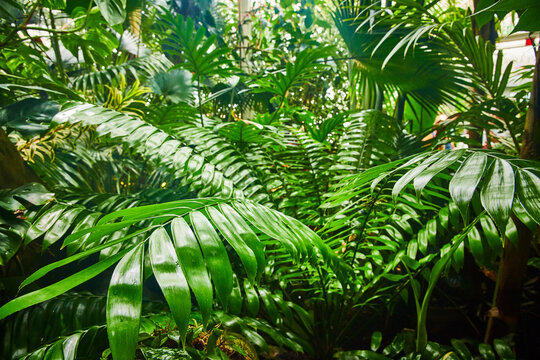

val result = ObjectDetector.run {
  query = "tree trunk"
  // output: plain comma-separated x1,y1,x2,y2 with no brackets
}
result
520,50,540,160
485,45,540,343
0,128,42,189
238,0,254,119
394,93,406,124
238,0,252,72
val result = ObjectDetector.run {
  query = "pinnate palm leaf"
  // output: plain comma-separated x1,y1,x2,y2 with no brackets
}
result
52,103,268,200
0,198,343,359
72,54,171,92
346,149,540,235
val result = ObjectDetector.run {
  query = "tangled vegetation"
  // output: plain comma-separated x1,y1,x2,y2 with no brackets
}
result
1,0,540,359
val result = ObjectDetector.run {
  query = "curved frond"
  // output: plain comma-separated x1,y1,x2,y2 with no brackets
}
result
71,54,172,92
158,12,233,79
0,293,107,360
341,149,540,235
330,110,401,177
333,1,470,109
164,121,272,204
51,103,251,199
0,198,344,359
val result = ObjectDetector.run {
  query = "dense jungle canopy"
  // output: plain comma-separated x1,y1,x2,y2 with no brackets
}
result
1,0,540,359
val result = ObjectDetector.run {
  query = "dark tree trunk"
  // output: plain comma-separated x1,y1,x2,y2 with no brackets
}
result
520,50,540,160
486,47,540,343
0,127,42,189
394,93,406,124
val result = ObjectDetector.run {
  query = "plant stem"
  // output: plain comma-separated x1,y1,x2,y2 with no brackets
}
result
350,177,389,264
198,76,204,126
48,8,66,83
416,215,483,351
501,116,521,154
0,0,40,48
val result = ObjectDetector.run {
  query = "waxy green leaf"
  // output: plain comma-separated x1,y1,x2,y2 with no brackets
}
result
149,228,191,346
449,152,487,221
480,159,514,235
516,169,540,225
190,211,233,309
207,207,258,282
414,149,465,197
0,246,132,320
171,217,213,324
107,243,144,360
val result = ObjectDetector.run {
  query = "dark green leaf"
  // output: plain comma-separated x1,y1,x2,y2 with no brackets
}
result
95,0,126,26
171,217,213,324
480,159,514,235
493,339,515,360
107,243,144,360
414,149,465,198
0,230,22,266
218,203,265,279
516,169,540,225
0,246,132,320
449,152,487,221
207,207,258,282
371,331,383,351
190,211,233,309
149,228,191,346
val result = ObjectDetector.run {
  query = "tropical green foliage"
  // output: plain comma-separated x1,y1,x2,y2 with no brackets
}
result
1,0,540,359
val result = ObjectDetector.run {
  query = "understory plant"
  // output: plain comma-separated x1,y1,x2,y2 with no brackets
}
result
1,0,540,359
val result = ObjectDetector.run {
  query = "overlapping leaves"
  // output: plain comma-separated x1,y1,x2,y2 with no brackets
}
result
0,198,343,360
339,149,540,236
159,12,233,79
52,103,269,200
72,54,172,92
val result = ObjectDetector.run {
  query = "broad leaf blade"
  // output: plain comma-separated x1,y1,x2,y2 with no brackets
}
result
392,152,441,200
95,0,126,26
449,152,487,221
414,149,465,197
107,243,144,360
207,207,258,282
516,169,540,225
190,211,233,309
43,207,84,250
25,204,68,244
20,228,147,290
171,217,213,324
0,247,132,320
218,203,265,279
149,228,191,346
480,159,514,235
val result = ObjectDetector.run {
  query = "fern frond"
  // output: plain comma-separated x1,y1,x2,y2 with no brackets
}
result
332,149,540,240
72,54,171,92
159,12,234,79
167,121,273,204
52,103,246,199
330,110,401,178
270,127,332,226
0,197,345,360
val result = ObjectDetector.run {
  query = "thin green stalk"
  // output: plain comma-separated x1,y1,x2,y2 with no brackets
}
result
501,116,521,154
348,58,358,110
0,1,40,48
198,76,204,126
350,177,389,264
268,95,285,125
394,93,406,124
48,8,66,83
416,213,484,351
